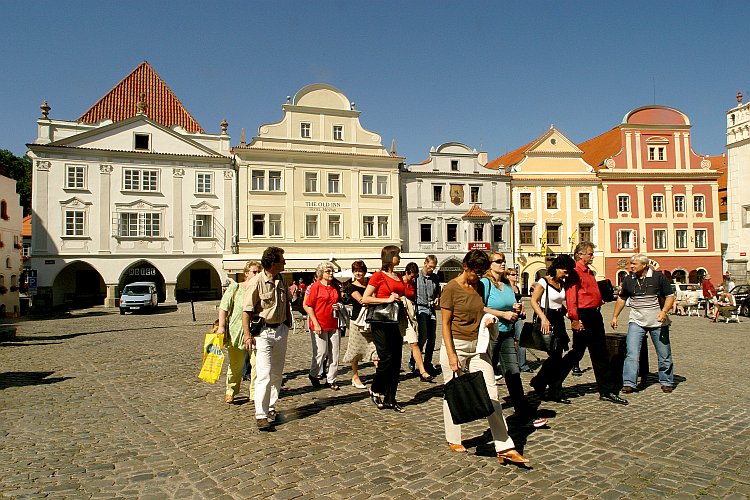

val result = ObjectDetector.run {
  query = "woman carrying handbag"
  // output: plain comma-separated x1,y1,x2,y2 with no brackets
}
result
440,249,529,465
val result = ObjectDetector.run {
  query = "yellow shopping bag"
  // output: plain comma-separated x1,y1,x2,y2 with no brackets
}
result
198,331,225,384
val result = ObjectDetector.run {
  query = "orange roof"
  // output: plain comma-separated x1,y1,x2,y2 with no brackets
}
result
78,61,205,133
578,126,622,170
22,215,31,237
485,138,537,170
463,204,492,218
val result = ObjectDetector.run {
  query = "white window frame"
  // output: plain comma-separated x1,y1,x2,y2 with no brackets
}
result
123,169,159,192
362,216,375,238
675,229,688,249
65,164,87,189
674,195,686,213
519,224,534,245
618,195,630,213
695,229,708,249
377,216,389,237
617,229,637,250
118,212,161,238
362,175,374,195
450,160,459,171
470,186,481,204
268,170,282,192
519,192,532,210
579,224,593,243
304,172,319,193
648,145,666,161
694,195,705,213
578,192,590,210
546,191,559,210
251,213,265,237
653,229,667,250
327,173,341,194
376,176,388,195
433,185,444,202
446,223,458,242
269,214,282,237
64,210,86,237
134,132,151,151
333,125,343,141
652,194,664,213
251,170,265,191
192,213,213,238
300,122,311,138
328,214,342,238
196,172,213,194
305,214,319,238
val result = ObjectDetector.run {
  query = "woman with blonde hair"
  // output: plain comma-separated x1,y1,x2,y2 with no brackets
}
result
303,261,342,390
217,260,260,404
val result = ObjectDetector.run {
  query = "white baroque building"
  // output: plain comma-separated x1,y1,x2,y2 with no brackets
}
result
0,175,23,316
726,91,750,283
400,143,510,281
26,61,233,308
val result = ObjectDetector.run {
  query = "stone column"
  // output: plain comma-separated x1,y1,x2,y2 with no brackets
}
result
164,282,177,305
33,160,51,253
172,168,184,254
223,169,234,251
104,283,118,308
99,164,113,253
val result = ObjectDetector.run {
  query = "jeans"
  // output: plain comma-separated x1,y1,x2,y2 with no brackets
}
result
513,319,530,371
623,322,673,389
414,311,437,370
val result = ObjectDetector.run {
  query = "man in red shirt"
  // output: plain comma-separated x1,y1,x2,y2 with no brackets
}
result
563,242,628,405
701,274,717,318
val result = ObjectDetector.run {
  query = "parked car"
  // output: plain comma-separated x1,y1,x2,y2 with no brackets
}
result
119,282,158,314
729,284,750,317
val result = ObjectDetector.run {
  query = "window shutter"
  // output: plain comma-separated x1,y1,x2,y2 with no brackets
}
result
616,231,622,250
633,230,638,249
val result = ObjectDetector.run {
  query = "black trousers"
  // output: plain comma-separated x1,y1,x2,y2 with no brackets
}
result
530,309,568,399
560,307,617,395
371,321,403,404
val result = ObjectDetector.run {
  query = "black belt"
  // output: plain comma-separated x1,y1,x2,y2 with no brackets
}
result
266,322,281,328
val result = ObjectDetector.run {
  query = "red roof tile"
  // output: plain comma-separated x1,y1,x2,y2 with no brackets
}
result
463,204,492,218
578,126,622,170
485,138,537,170
78,61,205,133
22,215,31,237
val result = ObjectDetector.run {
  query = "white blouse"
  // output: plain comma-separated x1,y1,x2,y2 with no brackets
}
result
537,278,566,311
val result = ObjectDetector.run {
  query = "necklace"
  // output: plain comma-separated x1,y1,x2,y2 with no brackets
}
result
635,274,647,291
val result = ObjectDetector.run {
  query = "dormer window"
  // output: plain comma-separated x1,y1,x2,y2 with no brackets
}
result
333,125,343,141
134,133,150,151
451,160,459,171
301,123,311,138
648,145,666,161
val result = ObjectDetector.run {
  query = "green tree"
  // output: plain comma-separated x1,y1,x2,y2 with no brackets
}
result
0,150,32,216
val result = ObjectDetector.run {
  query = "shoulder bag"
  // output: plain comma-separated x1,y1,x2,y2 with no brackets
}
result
519,278,555,353
444,371,495,425
365,272,401,324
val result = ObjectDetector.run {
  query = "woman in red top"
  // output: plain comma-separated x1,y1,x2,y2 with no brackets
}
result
303,261,342,390
362,245,406,412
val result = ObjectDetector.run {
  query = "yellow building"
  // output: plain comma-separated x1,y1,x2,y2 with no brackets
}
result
487,127,603,293
227,84,403,277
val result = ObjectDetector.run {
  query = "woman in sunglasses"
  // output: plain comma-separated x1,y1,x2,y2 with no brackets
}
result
303,261,342,391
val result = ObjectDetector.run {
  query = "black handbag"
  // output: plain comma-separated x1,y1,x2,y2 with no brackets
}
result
519,278,555,352
365,273,401,324
598,278,616,303
444,371,495,425
249,316,265,336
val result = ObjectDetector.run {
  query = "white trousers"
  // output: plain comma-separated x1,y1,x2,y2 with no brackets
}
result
254,324,289,419
440,338,514,452
309,329,340,384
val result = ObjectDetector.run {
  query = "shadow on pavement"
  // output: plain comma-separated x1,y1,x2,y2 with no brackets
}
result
0,371,73,390
278,390,372,425
11,324,201,342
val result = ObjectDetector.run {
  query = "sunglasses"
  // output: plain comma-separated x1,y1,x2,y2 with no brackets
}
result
492,259,505,264
508,273,518,276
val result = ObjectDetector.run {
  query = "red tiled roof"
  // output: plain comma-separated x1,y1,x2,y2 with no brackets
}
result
485,138,537,170
463,204,492,218
22,215,31,237
78,61,205,133
578,126,622,170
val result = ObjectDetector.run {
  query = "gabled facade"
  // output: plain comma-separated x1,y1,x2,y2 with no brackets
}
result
401,142,508,282
229,84,403,276
725,92,750,283
26,61,233,308
580,105,722,285
488,127,603,293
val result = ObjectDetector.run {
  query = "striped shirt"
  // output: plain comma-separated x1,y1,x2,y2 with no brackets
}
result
618,269,673,328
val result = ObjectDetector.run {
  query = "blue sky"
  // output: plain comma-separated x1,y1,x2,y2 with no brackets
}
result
2,1,747,164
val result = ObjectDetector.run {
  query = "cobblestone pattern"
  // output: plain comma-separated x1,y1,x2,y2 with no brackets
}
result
1,302,749,499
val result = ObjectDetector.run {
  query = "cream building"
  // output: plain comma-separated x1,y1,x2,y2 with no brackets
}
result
487,127,603,294
0,175,23,316
228,84,403,277
726,91,750,283
26,62,233,308
400,142,509,282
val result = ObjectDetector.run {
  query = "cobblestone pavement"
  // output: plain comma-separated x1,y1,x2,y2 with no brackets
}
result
1,301,749,499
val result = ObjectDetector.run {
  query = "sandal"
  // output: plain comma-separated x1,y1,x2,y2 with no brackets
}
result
369,390,384,410
391,402,406,413
448,442,467,453
497,448,529,465
224,394,234,404
419,372,434,383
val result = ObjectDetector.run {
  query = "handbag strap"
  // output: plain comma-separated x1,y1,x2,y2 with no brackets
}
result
540,278,550,317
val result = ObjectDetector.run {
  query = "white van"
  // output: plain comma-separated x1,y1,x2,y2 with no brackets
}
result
119,282,158,314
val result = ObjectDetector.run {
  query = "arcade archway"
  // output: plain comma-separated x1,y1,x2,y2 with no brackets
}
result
53,261,106,308
176,260,222,302
119,261,166,303
437,259,462,284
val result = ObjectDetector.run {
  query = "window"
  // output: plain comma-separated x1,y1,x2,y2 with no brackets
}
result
134,133,150,150
694,195,705,213
654,229,667,250
252,214,265,236
328,173,340,194
304,172,318,193
251,170,265,191
451,160,459,171
66,165,86,189
648,146,666,161
269,214,282,237
0,201,7,221
305,214,318,237
378,216,389,237
617,229,636,250
363,216,374,237
618,195,630,213
420,223,432,242
333,125,343,141
268,171,282,191
579,224,592,243
123,169,158,191
653,195,664,212
493,224,503,243
446,223,458,242
22,242,30,257
675,229,688,249
695,229,707,249
474,224,484,241
546,193,558,210
300,122,311,138
470,186,480,203
377,176,388,195
433,185,443,202
519,193,531,210
519,224,534,245
674,195,685,213
193,214,213,238
65,210,85,236
546,224,560,245
362,175,373,195
118,212,160,237
196,173,213,194
328,214,341,237
579,192,590,210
